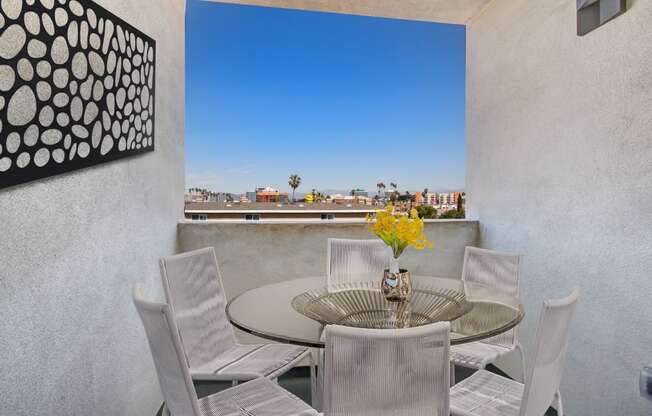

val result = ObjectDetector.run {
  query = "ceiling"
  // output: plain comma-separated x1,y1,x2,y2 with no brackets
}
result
201,0,495,25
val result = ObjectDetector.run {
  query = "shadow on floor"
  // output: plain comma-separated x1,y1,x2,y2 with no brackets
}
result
157,365,558,415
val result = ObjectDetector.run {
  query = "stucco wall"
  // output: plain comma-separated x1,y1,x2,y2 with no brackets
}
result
466,0,652,414
178,220,478,298
0,1,185,415
179,220,477,343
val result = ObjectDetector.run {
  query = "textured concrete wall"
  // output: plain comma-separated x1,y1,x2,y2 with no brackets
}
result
467,0,652,414
206,0,493,24
0,1,185,415
179,220,477,346
178,220,478,299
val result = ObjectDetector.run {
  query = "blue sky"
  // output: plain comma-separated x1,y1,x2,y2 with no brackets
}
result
185,1,466,194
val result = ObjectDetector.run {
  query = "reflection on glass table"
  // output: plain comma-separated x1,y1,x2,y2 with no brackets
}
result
226,276,524,348
292,281,472,329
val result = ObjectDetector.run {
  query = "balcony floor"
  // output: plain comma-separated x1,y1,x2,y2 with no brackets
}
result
156,365,558,415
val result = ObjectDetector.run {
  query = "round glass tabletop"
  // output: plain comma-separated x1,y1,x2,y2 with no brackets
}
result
226,276,524,348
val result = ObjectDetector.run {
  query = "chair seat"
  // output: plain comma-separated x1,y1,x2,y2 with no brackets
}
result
192,343,309,381
450,370,523,416
198,377,320,416
450,341,513,369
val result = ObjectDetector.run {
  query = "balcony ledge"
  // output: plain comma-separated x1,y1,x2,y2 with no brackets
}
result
180,219,477,225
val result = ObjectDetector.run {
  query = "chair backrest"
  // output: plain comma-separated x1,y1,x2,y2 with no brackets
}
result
159,247,236,373
132,285,201,416
323,322,450,416
462,246,522,297
462,246,523,347
520,288,579,416
327,238,391,287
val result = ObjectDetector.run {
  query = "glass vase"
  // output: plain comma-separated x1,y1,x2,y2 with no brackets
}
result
382,257,412,302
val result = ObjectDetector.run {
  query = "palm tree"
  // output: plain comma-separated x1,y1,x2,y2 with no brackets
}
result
377,182,385,197
288,174,301,202
423,188,428,196
389,183,398,203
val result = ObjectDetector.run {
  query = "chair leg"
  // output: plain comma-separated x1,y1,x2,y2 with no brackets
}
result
450,362,456,386
315,349,325,411
516,342,527,384
555,390,564,416
309,354,318,409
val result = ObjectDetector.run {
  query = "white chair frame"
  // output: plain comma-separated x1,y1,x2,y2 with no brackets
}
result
326,238,391,287
159,247,316,398
322,322,451,416
450,288,580,416
451,246,526,384
132,285,320,416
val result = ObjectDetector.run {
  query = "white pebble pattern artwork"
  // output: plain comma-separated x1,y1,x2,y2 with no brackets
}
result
0,0,155,189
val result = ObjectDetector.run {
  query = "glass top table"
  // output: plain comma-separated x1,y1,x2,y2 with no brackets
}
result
226,276,524,348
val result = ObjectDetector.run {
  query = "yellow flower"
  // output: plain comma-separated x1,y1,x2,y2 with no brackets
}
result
366,204,434,258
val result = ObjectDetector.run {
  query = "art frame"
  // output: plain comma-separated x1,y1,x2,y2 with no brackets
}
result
0,0,156,190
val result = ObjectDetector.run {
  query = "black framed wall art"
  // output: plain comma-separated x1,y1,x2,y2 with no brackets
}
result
0,0,156,189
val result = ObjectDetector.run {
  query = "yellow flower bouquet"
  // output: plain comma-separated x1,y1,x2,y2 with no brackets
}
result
367,204,433,271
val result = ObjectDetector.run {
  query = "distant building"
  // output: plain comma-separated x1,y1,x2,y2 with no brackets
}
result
328,194,350,204
185,188,226,203
424,193,438,205
185,202,376,222
245,191,257,203
214,193,227,203
255,186,289,203
436,204,455,213
328,194,373,205
451,192,462,205
356,196,374,205
410,191,465,211
185,189,203,203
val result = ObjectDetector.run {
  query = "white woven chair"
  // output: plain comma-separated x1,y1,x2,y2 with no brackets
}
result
318,239,392,408
451,246,526,382
159,247,316,391
132,286,320,416
326,238,391,287
322,322,451,416
450,288,579,416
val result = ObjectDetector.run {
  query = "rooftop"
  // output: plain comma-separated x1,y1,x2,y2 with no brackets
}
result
184,202,378,212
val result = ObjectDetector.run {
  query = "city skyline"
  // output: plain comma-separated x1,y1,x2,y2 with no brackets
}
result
185,1,466,192
186,184,464,196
